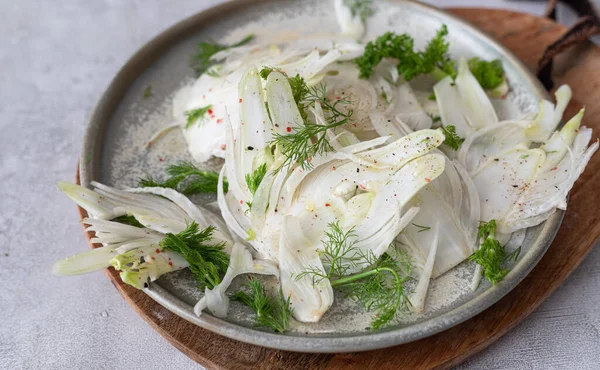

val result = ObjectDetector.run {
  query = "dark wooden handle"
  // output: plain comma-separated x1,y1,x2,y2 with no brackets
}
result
537,0,600,89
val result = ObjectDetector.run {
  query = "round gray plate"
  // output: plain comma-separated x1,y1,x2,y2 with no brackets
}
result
79,0,561,353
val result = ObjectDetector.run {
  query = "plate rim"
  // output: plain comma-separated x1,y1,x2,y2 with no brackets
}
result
78,0,562,353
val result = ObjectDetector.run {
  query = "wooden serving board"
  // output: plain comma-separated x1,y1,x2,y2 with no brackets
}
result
77,8,600,370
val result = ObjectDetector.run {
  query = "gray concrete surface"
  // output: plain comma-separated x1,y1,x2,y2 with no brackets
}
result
1,1,598,369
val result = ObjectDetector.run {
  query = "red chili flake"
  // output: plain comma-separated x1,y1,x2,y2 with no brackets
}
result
151,256,155,260
208,109,213,115
147,141,152,148
518,202,522,206
425,178,431,183
332,166,337,170
308,157,312,162
217,118,223,124
239,98,243,103
286,127,292,132
158,157,164,162
501,95,506,100
336,96,341,100
168,262,173,267
299,169,303,173
551,167,558,171
220,144,226,150
352,123,357,127
359,184,366,190
373,160,377,164
210,114,216,119
325,203,331,207
168,257,171,261
155,249,161,254
239,200,244,204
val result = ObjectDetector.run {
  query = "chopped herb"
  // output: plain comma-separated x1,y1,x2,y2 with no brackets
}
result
191,34,255,76
470,220,521,285
245,163,268,196
160,222,229,289
441,125,465,150
231,279,293,333
381,91,388,101
355,25,456,81
412,223,431,232
468,57,505,90
344,0,374,23
185,105,212,129
271,84,352,171
428,92,436,101
297,222,413,330
143,85,152,99
139,160,226,195
112,215,144,228
520,154,530,159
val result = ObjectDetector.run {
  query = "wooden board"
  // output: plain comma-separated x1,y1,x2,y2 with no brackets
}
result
76,8,600,370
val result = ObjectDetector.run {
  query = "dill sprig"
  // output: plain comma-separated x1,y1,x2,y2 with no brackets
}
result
470,220,521,285
112,215,144,228
191,34,255,76
138,161,227,195
344,0,374,23
160,222,229,289
271,84,353,171
355,25,456,81
245,163,267,196
231,279,293,333
412,223,431,233
440,125,465,150
185,105,212,129
297,222,413,330
143,85,152,99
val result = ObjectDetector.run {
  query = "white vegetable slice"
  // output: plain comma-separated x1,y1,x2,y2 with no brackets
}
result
279,217,334,322
334,0,366,40
385,83,432,131
434,58,498,136
410,223,439,313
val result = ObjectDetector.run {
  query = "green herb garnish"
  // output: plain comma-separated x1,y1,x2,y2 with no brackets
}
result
344,0,374,23
412,223,431,233
231,279,293,333
355,25,456,81
139,161,226,195
260,67,310,120
470,220,521,285
143,85,152,99
185,105,212,129
245,163,268,196
441,125,465,150
112,215,144,228
297,222,413,330
160,222,229,289
191,34,255,76
467,57,505,90
271,84,352,171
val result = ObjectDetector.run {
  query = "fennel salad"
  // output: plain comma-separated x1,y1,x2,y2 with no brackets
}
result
53,0,598,333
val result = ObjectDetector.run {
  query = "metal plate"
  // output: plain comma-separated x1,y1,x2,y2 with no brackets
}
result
79,0,561,353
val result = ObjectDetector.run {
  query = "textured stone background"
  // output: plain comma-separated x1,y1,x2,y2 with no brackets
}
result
1,1,599,369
